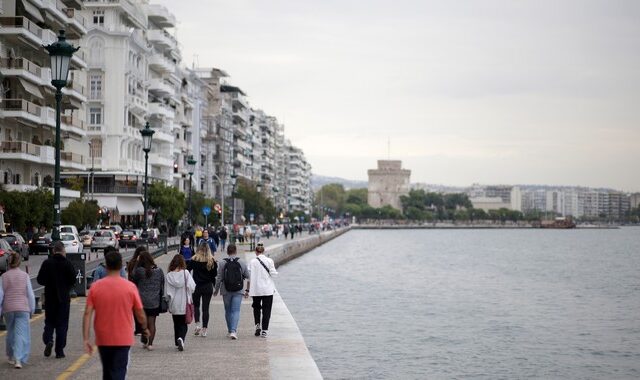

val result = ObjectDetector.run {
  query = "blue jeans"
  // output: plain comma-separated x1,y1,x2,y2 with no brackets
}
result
98,346,130,380
5,311,31,363
222,294,243,333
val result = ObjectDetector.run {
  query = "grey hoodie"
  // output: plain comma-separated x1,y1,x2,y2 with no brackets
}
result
165,270,195,315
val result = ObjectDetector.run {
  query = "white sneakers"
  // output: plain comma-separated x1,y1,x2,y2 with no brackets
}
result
229,332,238,340
14,361,22,369
194,326,202,336
261,330,268,338
201,328,208,337
177,337,184,351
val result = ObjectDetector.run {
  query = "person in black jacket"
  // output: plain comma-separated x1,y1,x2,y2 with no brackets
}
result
186,241,217,337
36,241,76,358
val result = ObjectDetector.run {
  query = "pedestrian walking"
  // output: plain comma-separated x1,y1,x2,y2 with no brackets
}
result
36,241,75,358
246,242,278,338
0,252,36,369
83,250,148,380
197,229,217,254
127,246,146,335
283,224,289,239
187,242,217,337
92,246,126,281
132,250,164,350
179,236,194,261
213,244,249,339
165,254,196,351
219,227,228,251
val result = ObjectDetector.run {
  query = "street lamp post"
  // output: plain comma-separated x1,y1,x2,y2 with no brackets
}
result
256,183,262,223
230,172,238,242
187,155,197,227
212,174,224,227
140,123,154,230
45,30,78,242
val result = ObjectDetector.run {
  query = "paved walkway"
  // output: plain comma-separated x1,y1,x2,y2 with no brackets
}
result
0,232,324,379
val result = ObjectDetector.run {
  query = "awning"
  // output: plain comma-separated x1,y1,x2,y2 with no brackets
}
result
21,0,44,23
97,196,118,210
18,78,43,99
117,197,144,216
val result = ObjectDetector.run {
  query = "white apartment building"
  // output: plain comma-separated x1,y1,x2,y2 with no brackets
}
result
0,0,87,205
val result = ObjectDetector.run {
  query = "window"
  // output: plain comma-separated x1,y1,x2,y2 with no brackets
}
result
90,74,102,99
90,138,102,158
92,10,104,25
89,107,102,125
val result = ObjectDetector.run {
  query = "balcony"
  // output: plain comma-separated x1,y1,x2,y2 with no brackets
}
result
64,8,87,39
145,4,176,28
42,0,71,32
84,0,146,29
147,29,177,49
0,57,44,84
61,114,86,134
148,153,173,168
153,128,174,143
61,151,86,170
0,99,42,125
128,93,147,115
62,79,87,104
0,17,57,51
148,78,175,96
148,102,175,119
0,141,83,170
148,53,175,74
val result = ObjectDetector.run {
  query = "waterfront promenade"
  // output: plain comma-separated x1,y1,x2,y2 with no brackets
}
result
0,230,348,379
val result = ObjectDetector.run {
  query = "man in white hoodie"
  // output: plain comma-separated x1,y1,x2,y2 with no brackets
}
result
246,242,278,338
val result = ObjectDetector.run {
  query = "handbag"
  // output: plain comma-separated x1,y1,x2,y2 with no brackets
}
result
159,274,169,314
184,270,194,324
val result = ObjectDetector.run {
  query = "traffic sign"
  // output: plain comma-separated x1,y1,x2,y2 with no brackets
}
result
202,206,211,216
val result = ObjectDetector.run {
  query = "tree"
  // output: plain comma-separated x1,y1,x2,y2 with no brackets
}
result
61,199,100,229
148,182,185,231
235,182,276,224
0,188,53,232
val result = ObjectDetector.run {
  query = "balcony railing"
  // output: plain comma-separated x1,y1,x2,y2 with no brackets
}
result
0,57,42,76
0,141,41,156
92,184,140,194
1,99,42,116
61,151,84,164
66,79,85,96
0,17,43,39
61,114,85,130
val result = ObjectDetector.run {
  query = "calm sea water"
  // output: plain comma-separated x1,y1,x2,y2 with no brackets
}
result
277,228,640,380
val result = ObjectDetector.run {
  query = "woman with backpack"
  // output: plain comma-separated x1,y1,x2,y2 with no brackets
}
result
132,250,164,350
165,254,196,351
187,242,217,337
213,244,249,340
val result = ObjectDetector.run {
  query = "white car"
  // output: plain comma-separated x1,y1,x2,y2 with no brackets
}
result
60,232,83,253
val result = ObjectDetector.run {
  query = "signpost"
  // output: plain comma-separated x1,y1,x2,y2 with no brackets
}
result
202,206,211,227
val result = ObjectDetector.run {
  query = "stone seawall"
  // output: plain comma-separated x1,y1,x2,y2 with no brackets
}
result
264,227,351,266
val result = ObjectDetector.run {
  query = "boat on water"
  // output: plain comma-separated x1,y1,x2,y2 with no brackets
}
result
540,217,576,229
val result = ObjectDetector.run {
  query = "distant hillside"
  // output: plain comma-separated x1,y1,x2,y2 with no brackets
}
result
311,175,367,190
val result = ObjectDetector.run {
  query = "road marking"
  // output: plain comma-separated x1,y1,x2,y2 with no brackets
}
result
56,345,97,380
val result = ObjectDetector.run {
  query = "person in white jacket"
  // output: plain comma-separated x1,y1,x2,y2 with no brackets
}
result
165,254,195,351
246,242,278,338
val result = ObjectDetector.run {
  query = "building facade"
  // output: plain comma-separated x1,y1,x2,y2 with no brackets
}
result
367,160,411,210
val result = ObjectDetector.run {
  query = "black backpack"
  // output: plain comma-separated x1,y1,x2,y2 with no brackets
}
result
223,258,243,292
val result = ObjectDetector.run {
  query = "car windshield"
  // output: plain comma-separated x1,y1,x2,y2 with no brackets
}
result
1,235,17,244
60,227,74,233
60,234,75,241
95,231,112,238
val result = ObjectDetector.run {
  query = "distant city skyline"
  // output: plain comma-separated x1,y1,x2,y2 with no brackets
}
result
156,0,640,192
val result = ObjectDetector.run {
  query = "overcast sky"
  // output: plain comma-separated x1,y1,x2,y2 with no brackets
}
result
155,0,640,191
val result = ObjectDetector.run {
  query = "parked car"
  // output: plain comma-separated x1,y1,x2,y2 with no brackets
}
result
29,233,53,255
0,232,29,261
0,239,14,273
60,232,83,253
79,230,95,248
118,230,139,248
91,230,118,252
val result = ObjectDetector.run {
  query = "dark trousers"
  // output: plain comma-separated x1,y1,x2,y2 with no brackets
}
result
252,295,274,330
172,315,187,346
193,285,213,328
98,346,130,380
43,301,70,356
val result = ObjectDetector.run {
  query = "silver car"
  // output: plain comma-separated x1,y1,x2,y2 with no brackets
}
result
91,230,117,251
60,232,84,253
